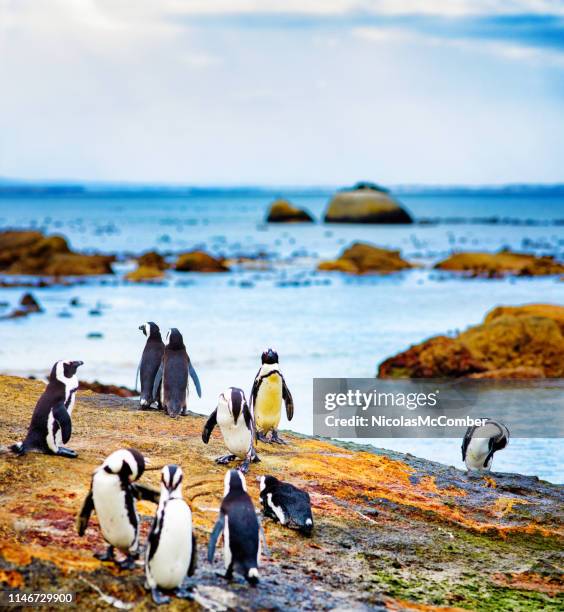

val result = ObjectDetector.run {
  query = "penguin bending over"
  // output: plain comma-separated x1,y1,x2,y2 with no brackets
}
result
137,322,164,409
208,470,262,585
153,328,202,418
250,348,293,444
145,465,197,605
11,360,83,458
202,387,259,474
259,475,313,536
77,448,159,569
462,419,509,472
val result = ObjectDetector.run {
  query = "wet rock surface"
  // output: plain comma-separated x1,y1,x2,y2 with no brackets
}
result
324,183,413,224
379,304,564,379
176,251,230,273
435,251,564,277
318,242,413,274
266,199,314,223
0,230,114,276
0,375,562,610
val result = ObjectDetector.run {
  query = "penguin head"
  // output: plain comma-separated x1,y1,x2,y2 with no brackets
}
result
165,327,184,350
259,475,279,493
139,322,160,339
224,468,247,496
51,360,84,384
102,448,145,481
161,464,183,497
224,387,246,423
261,348,279,365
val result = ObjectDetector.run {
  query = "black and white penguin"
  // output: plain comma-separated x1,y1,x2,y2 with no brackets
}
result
10,360,84,458
462,419,510,472
250,348,293,444
202,387,259,474
137,322,164,409
208,470,261,585
259,475,313,536
145,465,197,605
153,328,202,418
77,448,159,569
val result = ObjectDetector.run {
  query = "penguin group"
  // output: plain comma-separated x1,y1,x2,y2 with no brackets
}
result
9,321,511,604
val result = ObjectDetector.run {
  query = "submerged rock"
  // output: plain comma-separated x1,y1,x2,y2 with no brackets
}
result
0,230,114,276
176,250,229,272
1,293,44,320
0,375,561,610
379,303,564,378
318,242,413,274
435,250,564,277
324,183,413,224
266,199,314,223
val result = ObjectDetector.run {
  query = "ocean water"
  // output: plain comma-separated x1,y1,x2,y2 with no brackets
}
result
0,188,563,483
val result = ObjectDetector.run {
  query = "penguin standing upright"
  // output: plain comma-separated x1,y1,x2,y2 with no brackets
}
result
11,360,84,458
208,470,262,585
250,348,293,444
153,328,202,418
202,387,259,473
145,465,197,605
462,419,510,472
259,475,313,536
137,322,164,409
77,448,159,569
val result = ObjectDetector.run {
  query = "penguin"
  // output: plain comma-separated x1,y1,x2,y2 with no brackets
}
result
152,328,202,418
202,387,259,474
250,348,293,444
259,475,313,536
462,419,510,472
77,448,159,569
208,470,261,585
145,465,197,605
137,322,164,409
10,360,84,458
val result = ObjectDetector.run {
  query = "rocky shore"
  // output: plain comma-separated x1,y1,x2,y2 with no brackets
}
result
0,375,562,610
378,304,564,379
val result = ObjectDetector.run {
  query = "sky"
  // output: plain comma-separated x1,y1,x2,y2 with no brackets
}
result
1,0,563,186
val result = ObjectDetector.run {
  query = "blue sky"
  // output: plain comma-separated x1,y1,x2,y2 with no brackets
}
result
1,0,563,185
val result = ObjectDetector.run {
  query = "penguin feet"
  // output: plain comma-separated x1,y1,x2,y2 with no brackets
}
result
215,454,237,465
151,588,171,605
94,545,115,562
56,447,78,458
174,586,194,600
270,430,287,445
117,553,137,570
256,432,269,443
238,459,250,474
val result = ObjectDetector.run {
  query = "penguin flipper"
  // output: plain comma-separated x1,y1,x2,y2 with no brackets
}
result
243,401,256,445
131,482,160,504
135,362,140,393
152,362,164,399
202,409,217,444
282,377,294,421
188,533,197,577
462,425,477,462
77,489,94,536
52,402,72,444
207,514,225,563
188,361,202,398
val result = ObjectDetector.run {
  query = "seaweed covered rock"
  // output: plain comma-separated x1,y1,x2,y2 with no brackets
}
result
0,230,114,276
435,250,564,277
0,375,562,610
378,304,564,378
318,242,413,274
324,183,413,224
266,199,314,223
176,250,229,273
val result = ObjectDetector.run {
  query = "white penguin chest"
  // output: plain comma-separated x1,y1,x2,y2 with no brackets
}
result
148,500,192,589
465,437,491,470
92,475,136,549
217,407,251,458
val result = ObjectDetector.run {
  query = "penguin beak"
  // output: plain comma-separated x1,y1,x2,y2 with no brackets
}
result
72,361,84,368
138,325,144,331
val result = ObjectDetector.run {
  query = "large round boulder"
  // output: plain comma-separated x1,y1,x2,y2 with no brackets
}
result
324,183,413,224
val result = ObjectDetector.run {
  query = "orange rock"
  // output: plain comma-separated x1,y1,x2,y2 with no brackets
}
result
266,199,314,223
176,250,229,272
124,265,164,283
318,242,413,275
